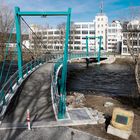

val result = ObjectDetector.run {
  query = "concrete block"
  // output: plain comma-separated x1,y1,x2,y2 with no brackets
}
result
104,102,114,107
107,125,131,139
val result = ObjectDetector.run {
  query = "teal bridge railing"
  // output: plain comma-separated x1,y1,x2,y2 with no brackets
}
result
0,52,108,120
51,52,108,120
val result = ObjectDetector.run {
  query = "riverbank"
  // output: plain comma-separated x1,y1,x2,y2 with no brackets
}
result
69,94,140,140
68,57,140,139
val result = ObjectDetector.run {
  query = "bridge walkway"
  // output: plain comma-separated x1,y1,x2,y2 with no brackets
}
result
3,63,55,123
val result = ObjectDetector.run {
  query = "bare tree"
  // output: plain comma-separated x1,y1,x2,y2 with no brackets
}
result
57,22,76,51
57,22,66,51
125,22,140,95
0,4,14,60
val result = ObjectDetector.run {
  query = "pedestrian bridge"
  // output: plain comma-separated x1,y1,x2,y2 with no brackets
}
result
0,7,108,121
0,52,108,121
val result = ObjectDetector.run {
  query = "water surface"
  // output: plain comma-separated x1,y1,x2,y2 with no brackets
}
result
67,63,137,96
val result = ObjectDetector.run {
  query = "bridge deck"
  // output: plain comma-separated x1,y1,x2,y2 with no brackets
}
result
3,63,55,123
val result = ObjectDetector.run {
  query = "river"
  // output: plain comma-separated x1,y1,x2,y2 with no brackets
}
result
66,62,138,96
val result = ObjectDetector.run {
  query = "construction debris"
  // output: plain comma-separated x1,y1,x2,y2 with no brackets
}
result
67,92,86,108
88,108,105,124
104,102,114,107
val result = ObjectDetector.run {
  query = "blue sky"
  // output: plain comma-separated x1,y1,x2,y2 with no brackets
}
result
2,0,140,27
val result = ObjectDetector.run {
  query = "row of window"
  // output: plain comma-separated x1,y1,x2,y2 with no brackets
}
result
123,33,140,38
123,40,140,46
108,29,117,33
75,24,95,29
97,31,104,34
108,43,116,45
108,39,117,41
123,47,140,53
97,18,104,21
35,30,95,35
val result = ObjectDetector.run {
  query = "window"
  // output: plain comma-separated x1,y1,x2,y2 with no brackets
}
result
98,24,100,28
108,29,111,33
69,41,73,44
89,31,95,34
74,46,80,50
75,41,80,44
112,29,116,33
101,18,103,21
98,18,100,21
89,24,94,28
48,31,53,35
82,31,88,34
54,31,60,34
43,37,47,39
82,24,88,28
75,24,81,28
123,47,127,53
43,31,47,35
123,40,127,45
112,24,116,27
48,37,53,40
133,40,137,46
76,31,80,34
54,36,59,40
75,36,80,39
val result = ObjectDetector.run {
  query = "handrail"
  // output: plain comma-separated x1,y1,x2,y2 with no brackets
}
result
0,52,108,119
0,55,47,117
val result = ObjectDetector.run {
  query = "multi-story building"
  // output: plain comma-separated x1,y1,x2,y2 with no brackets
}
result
95,13,108,50
74,22,95,51
121,20,140,55
107,20,122,53
30,13,127,54
30,22,96,52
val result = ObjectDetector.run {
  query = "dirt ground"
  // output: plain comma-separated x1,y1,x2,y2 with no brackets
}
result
71,94,140,140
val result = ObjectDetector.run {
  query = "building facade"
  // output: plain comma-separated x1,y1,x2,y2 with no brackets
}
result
107,20,122,53
30,13,132,54
95,13,108,50
29,13,109,52
121,20,140,55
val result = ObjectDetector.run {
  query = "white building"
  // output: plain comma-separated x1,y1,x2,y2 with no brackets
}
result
74,22,95,51
30,22,97,52
29,13,127,54
107,20,122,53
95,13,108,50
29,13,108,52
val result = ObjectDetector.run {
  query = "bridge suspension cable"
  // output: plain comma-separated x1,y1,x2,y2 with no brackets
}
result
20,17,55,59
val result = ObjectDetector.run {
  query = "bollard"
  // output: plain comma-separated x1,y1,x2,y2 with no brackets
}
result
26,109,31,130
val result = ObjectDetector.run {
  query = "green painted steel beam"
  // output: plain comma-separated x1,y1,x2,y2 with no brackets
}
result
15,7,23,79
58,8,71,119
86,36,89,57
18,11,69,16
15,6,70,16
15,6,72,119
